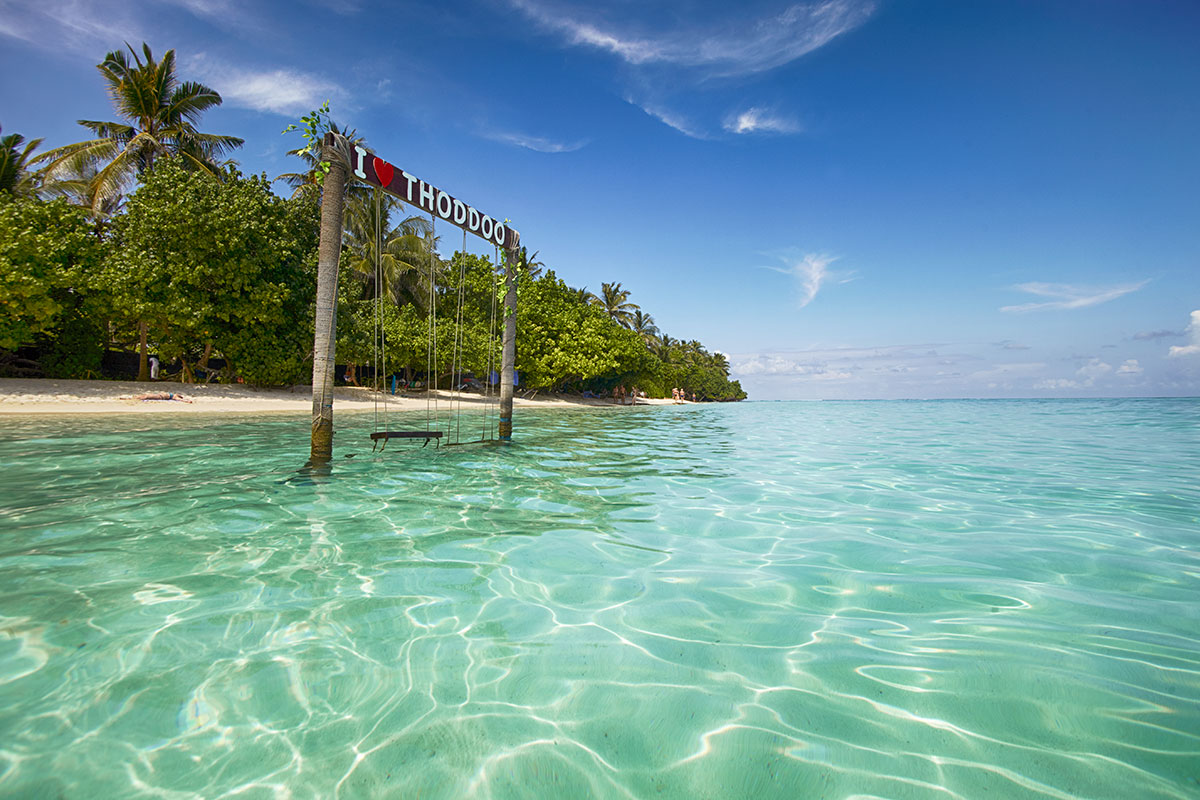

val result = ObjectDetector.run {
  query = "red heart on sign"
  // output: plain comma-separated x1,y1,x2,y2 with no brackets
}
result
373,157,394,187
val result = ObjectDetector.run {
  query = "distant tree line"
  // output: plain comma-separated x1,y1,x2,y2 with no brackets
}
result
0,43,745,401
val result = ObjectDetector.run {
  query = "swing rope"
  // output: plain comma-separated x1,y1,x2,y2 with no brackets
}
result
426,211,437,439
450,228,468,444
485,244,500,441
372,187,387,439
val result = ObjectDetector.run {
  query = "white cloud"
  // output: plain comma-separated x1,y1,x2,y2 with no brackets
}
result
1033,378,1080,390
968,362,1047,382
723,107,802,135
1000,281,1147,313
509,0,876,78
766,253,838,308
1168,310,1200,357
482,130,588,153
1032,358,1128,391
188,55,346,116
1075,358,1113,384
731,354,851,380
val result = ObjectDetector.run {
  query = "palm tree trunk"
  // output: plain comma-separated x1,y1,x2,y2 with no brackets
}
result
310,141,348,464
499,248,517,440
137,320,149,381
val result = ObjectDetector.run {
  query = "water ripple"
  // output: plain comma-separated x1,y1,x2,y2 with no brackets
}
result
0,399,1198,798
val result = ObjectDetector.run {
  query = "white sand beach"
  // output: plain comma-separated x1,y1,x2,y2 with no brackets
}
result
0,378,686,415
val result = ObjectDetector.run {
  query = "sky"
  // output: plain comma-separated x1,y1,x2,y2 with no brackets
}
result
2,0,1199,399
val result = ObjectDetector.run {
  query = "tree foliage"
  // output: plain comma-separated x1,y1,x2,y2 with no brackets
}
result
0,196,104,351
103,157,319,384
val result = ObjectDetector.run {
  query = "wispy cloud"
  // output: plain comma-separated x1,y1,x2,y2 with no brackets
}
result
1000,281,1147,313
994,340,1031,350
188,54,346,116
1116,359,1143,375
482,130,588,153
723,107,801,135
1168,310,1200,357
509,0,875,78
765,253,844,308
0,0,142,56
626,98,708,139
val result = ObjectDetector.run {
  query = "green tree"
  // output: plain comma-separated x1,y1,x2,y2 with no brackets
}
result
103,157,319,385
0,196,104,353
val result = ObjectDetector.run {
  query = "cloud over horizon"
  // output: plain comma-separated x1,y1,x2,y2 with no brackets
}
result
1168,310,1200,357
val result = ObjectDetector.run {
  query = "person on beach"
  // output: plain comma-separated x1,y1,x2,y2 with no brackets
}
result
149,356,160,380
131,391,192,403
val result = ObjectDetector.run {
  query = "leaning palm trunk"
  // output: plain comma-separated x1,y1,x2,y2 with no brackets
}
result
499,249,517,440
310,142,348,463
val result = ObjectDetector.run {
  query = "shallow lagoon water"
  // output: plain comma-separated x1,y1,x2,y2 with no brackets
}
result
1,399,1198,799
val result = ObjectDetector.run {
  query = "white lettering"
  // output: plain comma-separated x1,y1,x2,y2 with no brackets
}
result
403,172,418,204
494,223,506,247
419,181,435,211
353,146,367,180
436,191,452,219
468,207,481,232
481,216,493,239
453,199,467,226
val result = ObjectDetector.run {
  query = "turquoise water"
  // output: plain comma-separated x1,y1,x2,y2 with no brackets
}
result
1,399,1198,799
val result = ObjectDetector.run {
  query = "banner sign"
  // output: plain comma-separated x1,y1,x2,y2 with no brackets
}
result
329,134,520,252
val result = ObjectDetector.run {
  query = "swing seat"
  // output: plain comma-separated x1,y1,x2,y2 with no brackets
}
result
370,431,444,441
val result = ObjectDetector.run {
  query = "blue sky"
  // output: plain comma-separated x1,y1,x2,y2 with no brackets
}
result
3,0,1198,399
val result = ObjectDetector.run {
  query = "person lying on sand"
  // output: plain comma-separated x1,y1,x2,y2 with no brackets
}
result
128,391,193,403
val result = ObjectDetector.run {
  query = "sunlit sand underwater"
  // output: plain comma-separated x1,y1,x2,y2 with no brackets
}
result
1,399,1198,799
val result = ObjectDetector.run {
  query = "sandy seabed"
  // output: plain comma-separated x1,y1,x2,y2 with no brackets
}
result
0,378,682,416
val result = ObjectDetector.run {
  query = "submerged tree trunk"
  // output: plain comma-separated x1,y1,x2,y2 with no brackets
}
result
310,138,348,464
137,321,149,381
499,248,517,440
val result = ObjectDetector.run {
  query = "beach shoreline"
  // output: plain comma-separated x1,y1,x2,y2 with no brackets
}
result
0,378,689,416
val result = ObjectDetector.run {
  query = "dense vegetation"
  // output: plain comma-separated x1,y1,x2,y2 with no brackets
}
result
0,43,745,401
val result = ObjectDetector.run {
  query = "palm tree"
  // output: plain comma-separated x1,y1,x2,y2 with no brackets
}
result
591,281,640,328
0,127,43,196
36,42,243,380
651,333,678,362
712,351,730,377
343,188,436,309
573,286,597,305
628,309,658,346
37,43,243,215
